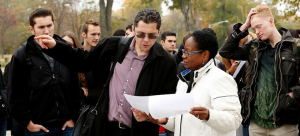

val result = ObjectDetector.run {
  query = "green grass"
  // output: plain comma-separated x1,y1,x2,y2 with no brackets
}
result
0,61,9,67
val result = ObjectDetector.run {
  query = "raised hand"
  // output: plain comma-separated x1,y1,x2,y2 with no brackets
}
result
240,8,257,32
34,35,56,49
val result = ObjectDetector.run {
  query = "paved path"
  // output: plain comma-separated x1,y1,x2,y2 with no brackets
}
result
1,67,4,72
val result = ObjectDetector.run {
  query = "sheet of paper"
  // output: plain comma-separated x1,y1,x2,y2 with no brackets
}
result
149,93,195,119
124,94,150,114
233,61,247,78
124,93,195,119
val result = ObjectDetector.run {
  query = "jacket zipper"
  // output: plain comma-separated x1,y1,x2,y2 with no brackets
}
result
243,44,267,124
179,115,183,136
53,74,60,116
273,41,284,127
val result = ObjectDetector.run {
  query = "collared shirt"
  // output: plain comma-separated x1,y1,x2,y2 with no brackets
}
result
108,38,148,128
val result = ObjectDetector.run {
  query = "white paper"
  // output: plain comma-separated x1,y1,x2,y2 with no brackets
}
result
124,94,150,114
233,61,247,78
124,93,195,119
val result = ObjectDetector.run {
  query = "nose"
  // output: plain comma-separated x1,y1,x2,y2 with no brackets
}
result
95,35,99,40
143,36,150,42
182,53,187,59
44,27,49,35
256,29,260,35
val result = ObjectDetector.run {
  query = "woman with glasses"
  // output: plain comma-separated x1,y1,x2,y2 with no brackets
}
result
151,30,242,136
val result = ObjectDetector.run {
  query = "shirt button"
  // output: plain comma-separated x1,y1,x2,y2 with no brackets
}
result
123,91,126,94
2,104,5,107
126,79,129,82
120,103,123,106
120,115,122,117
131,68,133,70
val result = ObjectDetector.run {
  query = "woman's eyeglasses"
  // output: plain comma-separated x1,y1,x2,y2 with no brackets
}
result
182,49,204,56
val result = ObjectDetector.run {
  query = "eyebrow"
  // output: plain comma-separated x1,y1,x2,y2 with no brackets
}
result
37,23,52,27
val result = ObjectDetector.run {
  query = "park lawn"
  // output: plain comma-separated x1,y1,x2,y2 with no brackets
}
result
0,61,9,67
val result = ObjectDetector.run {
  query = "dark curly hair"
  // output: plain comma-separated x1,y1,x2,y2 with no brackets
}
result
133,8,161,30
192,30,218,60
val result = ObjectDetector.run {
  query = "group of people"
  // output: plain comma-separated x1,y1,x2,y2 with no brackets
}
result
0,4,300,136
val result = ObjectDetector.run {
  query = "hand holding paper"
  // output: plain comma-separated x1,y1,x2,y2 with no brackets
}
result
125,93,195,119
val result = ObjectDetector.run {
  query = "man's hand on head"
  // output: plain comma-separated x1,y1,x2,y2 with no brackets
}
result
34,35,56,49
240,8,257,32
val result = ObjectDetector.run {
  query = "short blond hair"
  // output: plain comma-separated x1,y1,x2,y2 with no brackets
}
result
251,5,273,20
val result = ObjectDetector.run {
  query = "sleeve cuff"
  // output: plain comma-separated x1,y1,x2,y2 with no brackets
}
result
231,23,249,40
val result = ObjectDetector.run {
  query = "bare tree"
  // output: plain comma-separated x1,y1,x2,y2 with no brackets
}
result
45,0,72,36
99,0,114,38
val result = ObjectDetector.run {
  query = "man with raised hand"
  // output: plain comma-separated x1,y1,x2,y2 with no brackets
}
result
219,5,300,136
8,8,81,136
35,8,177,136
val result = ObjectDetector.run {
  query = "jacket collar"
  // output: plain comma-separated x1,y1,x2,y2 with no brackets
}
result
178,59,215,84
193,59,214,83
117,37,165,64
254,28,294,49
26,34,64,53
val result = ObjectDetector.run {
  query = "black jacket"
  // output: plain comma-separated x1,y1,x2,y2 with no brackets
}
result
0,64,9,121
42,36,178,136
8,35,81,128
219,23,300,127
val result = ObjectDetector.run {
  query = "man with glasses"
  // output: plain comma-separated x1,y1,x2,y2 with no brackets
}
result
34,8,178,136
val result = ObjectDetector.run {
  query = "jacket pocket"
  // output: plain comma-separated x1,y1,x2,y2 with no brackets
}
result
282,93,299,124
281,54,296,76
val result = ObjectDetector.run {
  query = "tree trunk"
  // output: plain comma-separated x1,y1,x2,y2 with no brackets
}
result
99,0,114,38
181,0,190,32
0,37,3,58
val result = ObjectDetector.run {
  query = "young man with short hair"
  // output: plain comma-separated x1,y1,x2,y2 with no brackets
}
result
35,8,177,136
220,5,300,136
8,8,81,136
161,31,176,55
81,19,101,51
125,24,135,37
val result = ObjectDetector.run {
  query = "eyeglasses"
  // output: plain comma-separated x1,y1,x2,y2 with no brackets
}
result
182,49,204,56
135,34,158,39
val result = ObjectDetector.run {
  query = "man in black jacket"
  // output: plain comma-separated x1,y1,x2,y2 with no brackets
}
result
219,5,300,136
8,8,81,136
35,8,178,136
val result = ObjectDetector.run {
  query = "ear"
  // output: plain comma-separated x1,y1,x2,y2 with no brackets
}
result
161,40,164,45
158,28,161,35
29,26,35,35
203,50,210,62
82,32,86,38
270,18,274,26
132,25,135,32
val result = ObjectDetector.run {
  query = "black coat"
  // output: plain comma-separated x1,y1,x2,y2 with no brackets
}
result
219,23,300,127
0,64,9,121
43,36,178,136
8,35,81,128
